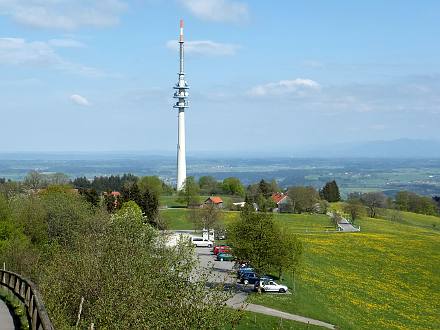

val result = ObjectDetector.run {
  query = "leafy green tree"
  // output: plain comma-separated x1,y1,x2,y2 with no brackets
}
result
24,170,45,190
47,173,70,186
360,192,387,218
189,203,222,240
139,188,162,228
343,197,365,224
199,176,219,195
121,182,142,206
37,202,237,329
178,176,200,207
39,185,96,247
72,176,91,189
320,180,341,202
258,179,272,198
79,188,100,207
222,177,245,196
228,207,302,277
0,180,23,198
288,186,320,213
273,232,303,287
138,176,163,197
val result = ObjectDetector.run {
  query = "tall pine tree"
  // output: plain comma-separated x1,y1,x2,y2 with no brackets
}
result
320,180,341,202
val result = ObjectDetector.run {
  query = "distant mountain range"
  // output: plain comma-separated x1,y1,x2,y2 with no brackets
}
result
297,139,440,158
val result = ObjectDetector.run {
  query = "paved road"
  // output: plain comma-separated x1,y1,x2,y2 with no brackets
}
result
195,247,336,329
0,299,15,330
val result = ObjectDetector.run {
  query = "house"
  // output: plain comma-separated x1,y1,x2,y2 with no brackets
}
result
104,191,121,208
271,192,291,213
204,196,224,208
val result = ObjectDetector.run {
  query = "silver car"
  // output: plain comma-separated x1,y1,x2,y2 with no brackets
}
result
258,280,288,293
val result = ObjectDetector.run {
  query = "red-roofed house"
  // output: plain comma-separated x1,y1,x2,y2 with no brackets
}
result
204,196,224,208
271,193,291,213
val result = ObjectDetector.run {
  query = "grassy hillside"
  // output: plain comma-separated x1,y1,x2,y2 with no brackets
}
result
162,209,334,232
248,213,440,330
162,206,440,329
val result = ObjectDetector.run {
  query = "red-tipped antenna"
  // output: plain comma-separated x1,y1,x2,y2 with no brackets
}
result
179,19,184,42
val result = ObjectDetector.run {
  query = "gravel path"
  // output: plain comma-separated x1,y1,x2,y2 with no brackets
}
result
0,299,15,330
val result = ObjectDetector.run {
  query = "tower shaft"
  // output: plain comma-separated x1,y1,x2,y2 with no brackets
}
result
173,19,189,191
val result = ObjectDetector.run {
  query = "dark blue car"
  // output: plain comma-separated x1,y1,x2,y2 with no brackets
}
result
240,272,259,285
237,267,254,278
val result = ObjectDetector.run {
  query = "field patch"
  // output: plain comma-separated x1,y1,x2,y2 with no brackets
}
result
249,215,440,330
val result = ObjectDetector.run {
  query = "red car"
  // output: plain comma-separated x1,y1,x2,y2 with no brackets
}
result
213,245,231,255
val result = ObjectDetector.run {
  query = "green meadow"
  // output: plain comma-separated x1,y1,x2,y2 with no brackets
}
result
249,214,440,330
162,206,440,329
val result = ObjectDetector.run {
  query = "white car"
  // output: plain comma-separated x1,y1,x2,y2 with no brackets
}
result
191,237,213,248
260,280,288,293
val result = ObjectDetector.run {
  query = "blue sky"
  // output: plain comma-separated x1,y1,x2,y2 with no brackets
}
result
0,0,439,153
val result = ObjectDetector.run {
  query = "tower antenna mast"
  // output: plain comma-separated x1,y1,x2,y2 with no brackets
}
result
173,19,189,191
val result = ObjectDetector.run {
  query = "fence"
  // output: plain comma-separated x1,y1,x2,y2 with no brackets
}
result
1,269,53,330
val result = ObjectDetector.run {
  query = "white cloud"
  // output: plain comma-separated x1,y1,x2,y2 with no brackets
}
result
70,94,90,107
0,37,103,77
179,0,249,23
166,39,239,56
0,0,127,30
48,39,85,48
249,79,321,97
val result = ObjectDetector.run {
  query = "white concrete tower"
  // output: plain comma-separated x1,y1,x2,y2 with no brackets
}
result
173,19,189,191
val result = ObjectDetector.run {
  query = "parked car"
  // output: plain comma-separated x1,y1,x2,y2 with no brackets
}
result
237,267,254,278
216,253,234,261
240,272,259,285
191,237,213,248
254,280,288,293
213,245,231,255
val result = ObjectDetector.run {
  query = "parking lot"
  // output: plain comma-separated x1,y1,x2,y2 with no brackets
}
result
195,247,255,293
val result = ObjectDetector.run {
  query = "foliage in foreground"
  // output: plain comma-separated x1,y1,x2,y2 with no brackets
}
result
0,188,237,329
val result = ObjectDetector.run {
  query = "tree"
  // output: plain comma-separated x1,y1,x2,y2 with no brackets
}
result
47,173,70,186
257,179,272,198
36,202,237,329
433,196,440,214
343,197,365,224
79,188,100,207
395,191,411,211
228,207,302,277
178,176,200,207
394,191,437,216
24,170,45,190
121,182,142,206
72,176,91,189
287,186,320,213
189,203,222,240
320,180,341,202
273,232,303,289
222,177,245,196
360,192,387,218
104,192,121,213
199,176,219,195
138,188,162,229
138,176,163,197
